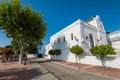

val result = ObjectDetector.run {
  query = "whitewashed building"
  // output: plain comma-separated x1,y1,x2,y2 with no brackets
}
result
44,15,120,68
107,30,120,56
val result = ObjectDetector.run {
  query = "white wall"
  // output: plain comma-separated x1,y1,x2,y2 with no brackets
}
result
108,30,120,56
50,19,82,49
27,54,37,58
111,41,120,56
44,43,51,59
44,16,119,68
80,55,120,69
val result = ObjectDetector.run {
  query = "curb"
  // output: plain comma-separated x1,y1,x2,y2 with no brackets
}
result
53,61,120,80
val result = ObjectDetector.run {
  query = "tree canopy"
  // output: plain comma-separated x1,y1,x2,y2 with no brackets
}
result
70,45,83,55
90,44,116,58
90,44,116,68
0,0,46,44
54,49,61,55
10,39,19,53
70,45,83,63
0,0,46,63
48,50,55,56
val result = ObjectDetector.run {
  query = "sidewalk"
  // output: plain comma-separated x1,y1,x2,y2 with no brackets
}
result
41,58,120,79
0,61,33,80
0,59,58,80
0,58,120,80
55,61,120,79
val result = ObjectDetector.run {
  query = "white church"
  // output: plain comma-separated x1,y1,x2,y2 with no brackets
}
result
44,15,120,68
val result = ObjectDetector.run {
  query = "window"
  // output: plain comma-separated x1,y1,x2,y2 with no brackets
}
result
71,33,73,40
63,36,65,42
76,39,78,42
74,36,76,40
58,38,60,44
54,40,56,45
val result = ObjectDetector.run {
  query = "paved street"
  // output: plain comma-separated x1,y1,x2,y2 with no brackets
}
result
39,61,119,80
30,59,59,80
0,58,119,80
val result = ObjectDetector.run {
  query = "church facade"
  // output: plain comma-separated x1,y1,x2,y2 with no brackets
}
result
44,15,120,68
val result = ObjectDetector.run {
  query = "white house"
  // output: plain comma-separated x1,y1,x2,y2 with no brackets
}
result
44,15,120,68
107,30,120,56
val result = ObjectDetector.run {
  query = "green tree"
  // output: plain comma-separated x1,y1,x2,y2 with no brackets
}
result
44,54,48,57
11,39,19,54
0,0,46,64
5,45,11,48
90,44,116,68
25,43,38,54
48,49,55,60
54,49,61,60
70,45,83,63
54,49,61,55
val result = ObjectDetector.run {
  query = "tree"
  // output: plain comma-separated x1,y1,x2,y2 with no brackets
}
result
5,45,11,48
48,49,55,60
89,44,116,68
44,54,48,57
54,49,61,60
11,39,19,54
25,43,38,54
0,0,46,64
54,49,61,55
70,45,83,63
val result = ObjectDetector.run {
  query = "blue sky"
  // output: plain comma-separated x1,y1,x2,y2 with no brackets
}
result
0,0,120,47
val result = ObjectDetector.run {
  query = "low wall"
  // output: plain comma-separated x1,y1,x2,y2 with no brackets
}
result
80,55,120,69
49,53,120,69
27,54,37,58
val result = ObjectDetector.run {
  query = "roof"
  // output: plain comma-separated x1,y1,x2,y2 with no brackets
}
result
87,17,94,22
108,30,120,35
0,47,13,54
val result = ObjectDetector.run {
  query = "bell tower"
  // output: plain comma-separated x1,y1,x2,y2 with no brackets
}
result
96,15,107,45
96,15,105,32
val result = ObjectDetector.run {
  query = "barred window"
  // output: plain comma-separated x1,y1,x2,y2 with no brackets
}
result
71,33,73,40
63,36,65,42
58,38,60,44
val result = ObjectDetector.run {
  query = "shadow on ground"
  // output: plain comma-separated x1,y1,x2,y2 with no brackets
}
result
0,60,51,80
0,67,33,80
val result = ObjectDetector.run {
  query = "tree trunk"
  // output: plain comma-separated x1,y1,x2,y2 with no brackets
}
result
19,44,24,64
55,55,57,60
76,54,78,64
101,57,105,69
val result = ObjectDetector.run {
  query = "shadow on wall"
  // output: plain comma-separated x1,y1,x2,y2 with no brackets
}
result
77,48,118,66
58,41,70,61
99,56,117,67
78,53,86,63
105,56,117,67
52,35,70,61
105,56,116,62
